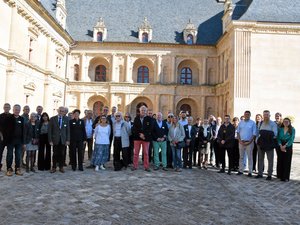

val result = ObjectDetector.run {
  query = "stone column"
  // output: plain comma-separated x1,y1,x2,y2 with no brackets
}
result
201,57,207,85
43,77,51,113
201,96,206,119
80,53,88,81
170,56,177,83
111,54,117,82
156,55,162,83
5,71,15,104
8,4,18,52
125,54,133,83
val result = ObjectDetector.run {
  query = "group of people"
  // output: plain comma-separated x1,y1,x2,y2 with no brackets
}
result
0,103,295,182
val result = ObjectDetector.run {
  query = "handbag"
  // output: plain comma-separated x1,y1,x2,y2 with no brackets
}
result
31,138,39,145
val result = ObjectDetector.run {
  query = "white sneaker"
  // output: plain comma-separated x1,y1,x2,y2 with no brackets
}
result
95,166,99,171
100,165,106,170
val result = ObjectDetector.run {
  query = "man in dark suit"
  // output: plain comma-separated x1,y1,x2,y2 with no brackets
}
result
0,103,15,172
69,109,87,171
48,106,70,173
183,117,197,169
132,105,153,171
217,115,235,174
6,104,25,176
152,112,169,171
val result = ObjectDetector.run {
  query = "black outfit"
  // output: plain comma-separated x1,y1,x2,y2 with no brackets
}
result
277,145,293,181
233,138,239,171
69,119,87,171
183,124,197,168
0,112,15,170
217,123,235,172
193,124,201,166
38,123,51,171
132,116,153,142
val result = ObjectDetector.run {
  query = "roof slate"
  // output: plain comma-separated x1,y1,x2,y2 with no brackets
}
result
39,0,300,45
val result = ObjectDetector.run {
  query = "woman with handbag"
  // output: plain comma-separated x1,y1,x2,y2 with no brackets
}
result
24,112,40,172
168,116,185,172
277,118,295,181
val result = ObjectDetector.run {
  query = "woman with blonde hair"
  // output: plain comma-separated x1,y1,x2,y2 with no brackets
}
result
277,117,295,181
92,115,111,171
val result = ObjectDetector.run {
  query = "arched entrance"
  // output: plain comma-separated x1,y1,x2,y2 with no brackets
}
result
93,101,104,117
180,104,192,116
176,98,198,117
129,97,153,117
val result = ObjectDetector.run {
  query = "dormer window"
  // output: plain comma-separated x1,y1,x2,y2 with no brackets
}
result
139,17,152,43
142,33,148,43
94,17,107,42
183,19,197,45
187,34,193,45
97,32,103,42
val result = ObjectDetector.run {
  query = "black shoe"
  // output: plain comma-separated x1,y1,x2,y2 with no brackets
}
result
236,172,243,175
86,165,94,169
266,176,272,180
154,166,159,171
131,167,137,171
255,175,263,179
227,170,231,175
247,173,252,177
78,167,84,171
218,169,225,173
145,168,151,172
189,166,192,169
162,167,168,171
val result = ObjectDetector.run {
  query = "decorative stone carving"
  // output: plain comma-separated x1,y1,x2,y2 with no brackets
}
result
93,17,107,42
139,17,152,43
183,19,197,44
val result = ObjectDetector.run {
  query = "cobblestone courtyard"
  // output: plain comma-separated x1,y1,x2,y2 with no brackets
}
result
1,145,300,225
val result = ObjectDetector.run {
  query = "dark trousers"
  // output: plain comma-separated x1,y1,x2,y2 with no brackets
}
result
148,141,153,163
220,147,234,171
53,142,65,169
84,138,93,161
113,137,129,170
277,147,293,181
213,140,220,167
0,141,8,169
128,135,134,164
70,141,84,170
38,134,51,170
166,141,173,167
253,142,258,171
7,141,22,170
233,139,239,170
193,138,199,166
183,144,193,167
275,146,281,178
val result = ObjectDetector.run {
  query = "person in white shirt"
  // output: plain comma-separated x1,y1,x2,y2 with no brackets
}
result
236,111,257,177
92,115,111,171
83,110,94,161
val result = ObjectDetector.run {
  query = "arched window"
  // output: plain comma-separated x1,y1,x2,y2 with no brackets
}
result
137,66,149,83
187,34,193,45
180,67,192,85
95,65,106,81
142,33,149,43
74,64,79,81
97,32,103,42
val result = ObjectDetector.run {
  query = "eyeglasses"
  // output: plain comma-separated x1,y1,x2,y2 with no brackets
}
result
168,116,173,118
115,115,121,118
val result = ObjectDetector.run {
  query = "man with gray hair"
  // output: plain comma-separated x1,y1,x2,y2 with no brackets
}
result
132,105,153,171
48,106,70,173
152,112,169,170
6,104,25,176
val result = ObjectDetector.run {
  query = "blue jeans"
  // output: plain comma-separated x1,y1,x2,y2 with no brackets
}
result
6,142,22,169
171,145,182,169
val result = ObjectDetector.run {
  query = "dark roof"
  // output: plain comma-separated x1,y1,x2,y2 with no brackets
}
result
39,0,300,45
238,0,300,23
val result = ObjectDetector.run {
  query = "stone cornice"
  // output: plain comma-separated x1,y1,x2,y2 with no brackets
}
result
229,21,300,34
71,41,215,50
0,48,67,84
4,0,73,51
